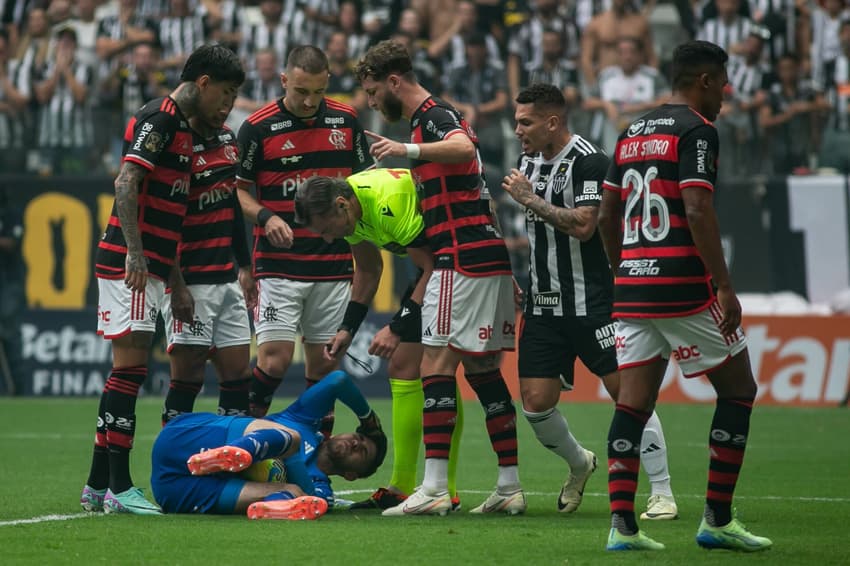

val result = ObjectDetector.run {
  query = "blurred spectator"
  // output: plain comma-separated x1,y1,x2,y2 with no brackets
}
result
137,0,176,19
697,0,754,56
717,26,771,176
0,28,30,171
759,52,823,174
65,0,100,70
1,0,36,54
360,0,403,42
409,0,456,42
427,0,502,73
326,30,367,111
234,48,283,114
15,7,51,73
507,0,579,102
747,0,800,63
100,41,169,170
339,0,370,61
583,37,669,152
240,0,291,71
441,31,508,181
95,0,158,73
818,19,850,171
580,0,657,86
32,26,95,175
157,0,207,84
202,0,242,52
527,28,580,111
0,184,24,391
811,0,849,90
47,0,74,30
301,0,341,49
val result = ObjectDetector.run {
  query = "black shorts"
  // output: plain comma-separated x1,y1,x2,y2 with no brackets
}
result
517,313,618,388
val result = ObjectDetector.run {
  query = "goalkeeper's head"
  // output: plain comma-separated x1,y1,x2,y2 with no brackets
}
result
322,431,387,481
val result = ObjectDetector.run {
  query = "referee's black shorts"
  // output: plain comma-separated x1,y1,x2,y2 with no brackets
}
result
517,313,618,389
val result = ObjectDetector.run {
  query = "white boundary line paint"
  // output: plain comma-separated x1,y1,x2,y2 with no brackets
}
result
0,513,95,527
3,489,848,526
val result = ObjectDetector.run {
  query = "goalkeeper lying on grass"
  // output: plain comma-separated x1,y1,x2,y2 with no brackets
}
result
150,370,387,519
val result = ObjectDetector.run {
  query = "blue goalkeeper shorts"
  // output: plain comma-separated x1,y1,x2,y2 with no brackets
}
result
150,412,254,514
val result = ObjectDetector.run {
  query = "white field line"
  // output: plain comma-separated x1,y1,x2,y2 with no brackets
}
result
2,490,847,527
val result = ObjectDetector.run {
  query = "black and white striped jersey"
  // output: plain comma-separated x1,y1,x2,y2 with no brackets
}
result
33,59,95,148
697,16,753,53
517,134,613,317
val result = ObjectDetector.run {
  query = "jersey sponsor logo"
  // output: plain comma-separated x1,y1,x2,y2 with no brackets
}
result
195,155,207,167
219,132,234,143
170,178,189,197
132,121,157,152
198,187,233,210
627,119,645,137
672,345,700,361
281,139,296,151
582,180,599,196
380,205,394,217
595,322,616,349
575,193,600,203
355,132,366,164
324,116,344,125
328,129,347,149
614,335,626,351
242,140,258,171
193,144,205,151
97,308,110,322
620,259,660,276
270,120,293,131
533,291,560,307
280,155,303,165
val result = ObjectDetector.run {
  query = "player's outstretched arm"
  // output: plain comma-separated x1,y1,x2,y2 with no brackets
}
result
364,129,476,164
298,370,374,423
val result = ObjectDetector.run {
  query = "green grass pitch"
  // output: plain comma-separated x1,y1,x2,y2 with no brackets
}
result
0,397,847,564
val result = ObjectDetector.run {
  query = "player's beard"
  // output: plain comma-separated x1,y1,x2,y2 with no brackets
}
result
382,91,403,123
325,437,353,471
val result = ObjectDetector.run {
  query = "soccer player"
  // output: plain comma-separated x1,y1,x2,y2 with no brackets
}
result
160,64,255,426
235,45,373,426
82,44,245,515
597,40,772,551
151,370,387,519
356,41,524,516
501,83,677,519
294,168,465,511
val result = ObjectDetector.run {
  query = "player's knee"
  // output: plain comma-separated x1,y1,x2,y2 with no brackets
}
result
520,384,559,413
388,354,418,379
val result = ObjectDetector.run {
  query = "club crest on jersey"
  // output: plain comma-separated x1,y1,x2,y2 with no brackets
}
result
328,129,347,149
627,120,645,137
224,145,238,163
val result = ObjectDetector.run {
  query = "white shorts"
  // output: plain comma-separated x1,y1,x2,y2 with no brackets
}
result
421,270,516,354
96,277,166,339
254,278,350,344
162,281,252,351
615,302,748,377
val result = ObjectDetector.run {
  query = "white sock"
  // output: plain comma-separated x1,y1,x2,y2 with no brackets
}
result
523,407,587,470
641,411,673,497
422,458,449,494
497,465,520,493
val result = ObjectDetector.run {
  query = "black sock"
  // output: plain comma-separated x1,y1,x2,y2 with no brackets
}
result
105,366,147,494
86,388,110,490
608,404,650,535
162,379,202,426
466,370,518,467
706,398,753,527
249,367,282,417
219,376,251,416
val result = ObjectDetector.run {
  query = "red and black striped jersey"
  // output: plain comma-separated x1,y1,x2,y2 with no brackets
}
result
603,104,720,318
409,96,512,277
236,97,372,281
96,96,192,281
180,127,249,286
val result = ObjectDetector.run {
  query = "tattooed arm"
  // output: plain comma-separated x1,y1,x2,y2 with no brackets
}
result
114,161,149,291
501,168,597,241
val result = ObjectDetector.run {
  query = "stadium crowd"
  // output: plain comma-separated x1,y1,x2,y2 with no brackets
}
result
0,0,848,178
